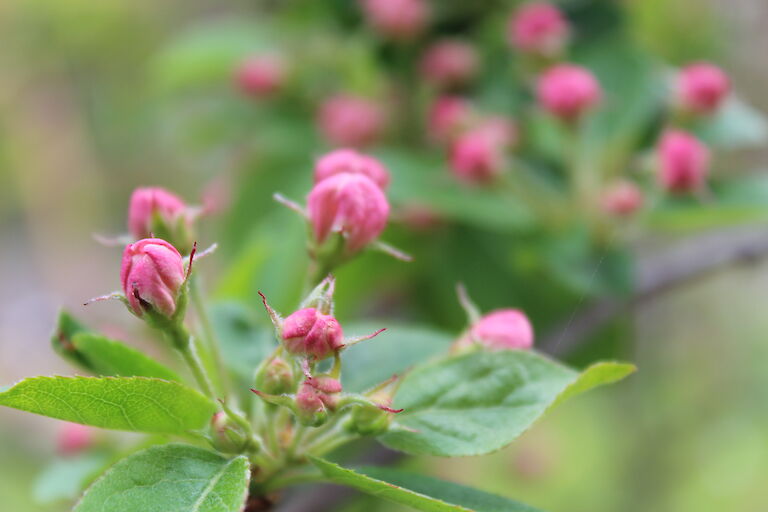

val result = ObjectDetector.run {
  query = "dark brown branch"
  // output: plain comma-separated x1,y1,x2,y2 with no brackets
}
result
541,227,768,356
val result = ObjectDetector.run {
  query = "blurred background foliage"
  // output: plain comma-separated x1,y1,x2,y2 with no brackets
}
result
1,0,767,511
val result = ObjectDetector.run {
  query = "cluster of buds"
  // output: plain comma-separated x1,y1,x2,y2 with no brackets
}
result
317,94,386,148
252,277,399,428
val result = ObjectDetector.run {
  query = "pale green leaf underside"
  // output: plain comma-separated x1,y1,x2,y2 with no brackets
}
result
75,444,250,512
310,457,543,512
72,333,181,381
379,350,635,457
0,376,214,434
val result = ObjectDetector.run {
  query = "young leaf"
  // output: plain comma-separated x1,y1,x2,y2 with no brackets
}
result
75,444,250,512
0,376,214,434
51,310,92,369
379,351,635,457
71,333,181,381
309,457,543,512
340,322,454,392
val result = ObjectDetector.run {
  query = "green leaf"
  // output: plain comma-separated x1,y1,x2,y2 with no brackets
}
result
0,376,214,434
71,333,181,381
340,322,454,392
51,310,92,369
379,351,635,457
309,457,543,512
209,302,276,381
34,453,110,504
75,444,250,512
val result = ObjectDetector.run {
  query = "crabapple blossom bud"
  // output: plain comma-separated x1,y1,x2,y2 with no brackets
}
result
450,130,504,184
601,180,644,217
508,2,569,57
537,64,601,122
463,309,534,350
314,149,390,189
427,96,473,145
360,0,430,41
281,308,344,359
57,422,94,455
128,187,193,252
210,412,244,453
657,130,710,193
318,95,385,148
419,39,479,89
257,357,294,395
235,54,286,98
294,379,341,426
675,62,730,115
307,173,390,254
121,238,185,319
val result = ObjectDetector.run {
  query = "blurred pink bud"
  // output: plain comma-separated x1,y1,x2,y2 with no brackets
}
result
235,55,286,98
307,375,343,395
419,39,479,89
450,130,504,184
296,381,326,414
282,308,344,359
508,2,569,57
657,130,710,193
128,187,188,241
121,238,185,317
360,0,430,41
314,149,390,189
468,309,534,350
675,62,730,115
537,64,601,122
318,95,385,148
427,96,473,145
57,422,93,456
307,173,390,253
474,116,518,148
601,180,644,217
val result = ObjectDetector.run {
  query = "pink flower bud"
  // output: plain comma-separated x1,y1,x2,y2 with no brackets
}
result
128,187,189,241
419,39,479,89
314,149,390,189
57,422,93,455
601,180,644,217
307,375,343,394
307,173,390,253
675,62,730,115
318,95,385,148
427,96,473,145
467,309,534,350
296,381,326,415
449,130,504,184
235,54,286,98
360,0,430,41
282,308,344,359
536,64,601,122
508,2,569,57
657,130,710,193
121,238,185,318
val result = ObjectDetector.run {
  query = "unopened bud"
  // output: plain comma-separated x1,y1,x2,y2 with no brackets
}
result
427,96,473,145
656,130,710,193
537,64,601,122
128,187,193,254
210,412,245,454
318,94,385,148
675,62,730,116
314,149,390,190
450,130,504,184
282,308,344,360
57,422,94,456
307,173,390,255
508,2,569,58
419,39,479,90
257,357,295,395
601,180,643,217
460,309,534,350
360,0,430,42
235,54,286,98
295,381,330,426
121,238,186,319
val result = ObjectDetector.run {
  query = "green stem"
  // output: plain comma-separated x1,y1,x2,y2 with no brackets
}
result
261,467,326,493
189,277,228,398
166,323,217,401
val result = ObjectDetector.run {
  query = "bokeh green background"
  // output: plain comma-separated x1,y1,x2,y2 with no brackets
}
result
1,0,767,511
